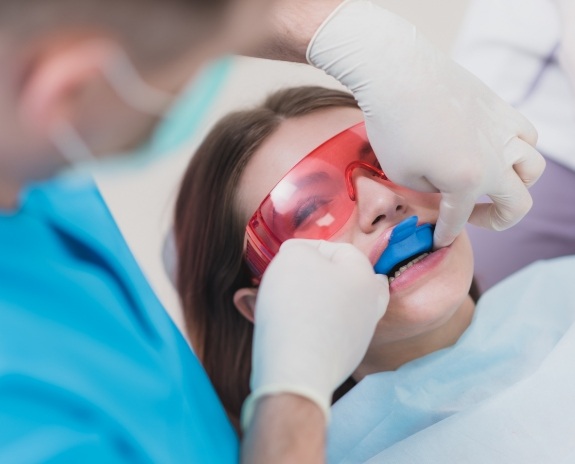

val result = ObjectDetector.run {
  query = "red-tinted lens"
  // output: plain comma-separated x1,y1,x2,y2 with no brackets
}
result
245,122,385,278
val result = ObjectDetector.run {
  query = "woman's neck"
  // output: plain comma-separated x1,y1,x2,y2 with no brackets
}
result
352,296,476,379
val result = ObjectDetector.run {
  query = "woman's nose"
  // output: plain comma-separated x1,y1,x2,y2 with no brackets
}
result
354,174,408,233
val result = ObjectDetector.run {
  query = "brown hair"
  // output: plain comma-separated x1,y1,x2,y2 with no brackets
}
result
174,86,360,429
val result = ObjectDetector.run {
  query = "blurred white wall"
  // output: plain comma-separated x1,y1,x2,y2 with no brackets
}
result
96,0,469,332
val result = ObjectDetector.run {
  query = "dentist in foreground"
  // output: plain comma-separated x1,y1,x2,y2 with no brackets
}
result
0,0,544,463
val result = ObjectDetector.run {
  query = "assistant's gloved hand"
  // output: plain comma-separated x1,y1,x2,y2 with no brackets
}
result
308,0,545,247
241,239,389,430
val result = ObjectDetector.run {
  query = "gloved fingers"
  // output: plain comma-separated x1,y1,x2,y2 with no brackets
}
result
278,238,318,253
374,275,390,318
317,241,371,267
278,238,334,260
280,238,371,268
433,192,476,248
468,172,533,231
515,114,539,147
279,238,342,260
505,137,546,188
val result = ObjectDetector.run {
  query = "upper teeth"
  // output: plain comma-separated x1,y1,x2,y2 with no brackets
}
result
388,253,429,282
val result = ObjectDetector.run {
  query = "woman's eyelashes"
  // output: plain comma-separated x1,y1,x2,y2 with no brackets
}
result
293,196,334,229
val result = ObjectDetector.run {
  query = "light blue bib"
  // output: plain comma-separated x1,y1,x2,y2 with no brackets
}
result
329,256,575,463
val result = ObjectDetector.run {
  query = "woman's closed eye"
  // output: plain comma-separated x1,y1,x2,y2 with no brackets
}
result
293,196,334,229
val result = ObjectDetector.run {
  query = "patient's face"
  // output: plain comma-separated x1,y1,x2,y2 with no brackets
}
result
237,107,474,345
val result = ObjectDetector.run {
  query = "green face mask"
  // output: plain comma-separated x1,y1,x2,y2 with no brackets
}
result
53,54,231,176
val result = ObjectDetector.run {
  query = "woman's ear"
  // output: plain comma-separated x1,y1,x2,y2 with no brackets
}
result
233,288,258,324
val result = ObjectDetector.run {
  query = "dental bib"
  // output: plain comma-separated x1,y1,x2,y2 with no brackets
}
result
374,216,434,275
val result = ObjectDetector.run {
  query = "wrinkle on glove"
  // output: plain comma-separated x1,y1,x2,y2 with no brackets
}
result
328,256,575,463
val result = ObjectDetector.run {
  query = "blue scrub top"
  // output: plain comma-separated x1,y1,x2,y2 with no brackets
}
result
0,176,239,463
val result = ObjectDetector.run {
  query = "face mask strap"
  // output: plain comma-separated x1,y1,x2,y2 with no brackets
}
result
102,46,175,117
49,46,178,168
51,120,96,166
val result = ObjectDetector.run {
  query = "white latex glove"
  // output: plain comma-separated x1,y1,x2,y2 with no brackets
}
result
308,0,545,247
241,239,389,429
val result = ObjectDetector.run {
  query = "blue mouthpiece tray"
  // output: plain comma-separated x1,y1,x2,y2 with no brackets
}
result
374,216,434,275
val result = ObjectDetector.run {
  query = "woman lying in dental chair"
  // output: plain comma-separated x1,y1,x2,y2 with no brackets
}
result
173,86,575,463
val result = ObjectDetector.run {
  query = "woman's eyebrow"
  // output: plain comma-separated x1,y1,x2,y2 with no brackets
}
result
294,171,331,188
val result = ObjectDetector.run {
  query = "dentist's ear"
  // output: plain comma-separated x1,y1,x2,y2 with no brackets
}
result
233,288,258,324
17,38,119,137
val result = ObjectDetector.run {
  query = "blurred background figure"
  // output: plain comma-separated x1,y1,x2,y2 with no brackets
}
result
455,0,575,291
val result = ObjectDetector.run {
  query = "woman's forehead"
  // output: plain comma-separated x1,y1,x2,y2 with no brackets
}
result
237,107,363,220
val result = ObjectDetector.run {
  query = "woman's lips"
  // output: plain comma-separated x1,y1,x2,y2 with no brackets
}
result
388,245,450,292
369,220,450,292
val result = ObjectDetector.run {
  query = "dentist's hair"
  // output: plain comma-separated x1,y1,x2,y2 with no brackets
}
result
0,0,235,65
174,86,360,430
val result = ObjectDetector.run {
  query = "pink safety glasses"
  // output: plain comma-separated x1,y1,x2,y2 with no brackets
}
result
245,121,388,279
